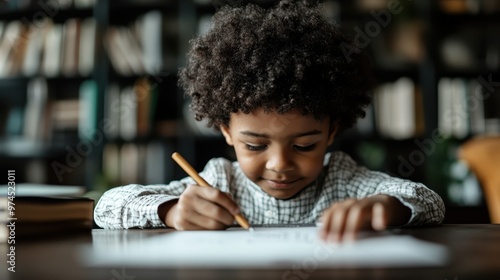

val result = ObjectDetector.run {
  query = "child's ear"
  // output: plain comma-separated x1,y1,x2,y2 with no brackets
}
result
327,122,339,146
220,125,234,146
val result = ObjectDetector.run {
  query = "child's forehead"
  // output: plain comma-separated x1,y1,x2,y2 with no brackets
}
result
228,109,329,131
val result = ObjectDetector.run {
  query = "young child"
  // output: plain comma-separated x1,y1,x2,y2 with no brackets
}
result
94,0,445,242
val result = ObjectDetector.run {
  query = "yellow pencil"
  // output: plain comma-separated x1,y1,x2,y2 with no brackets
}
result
171,152,254,231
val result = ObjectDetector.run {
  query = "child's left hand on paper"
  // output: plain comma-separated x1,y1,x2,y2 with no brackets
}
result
319,194,411,243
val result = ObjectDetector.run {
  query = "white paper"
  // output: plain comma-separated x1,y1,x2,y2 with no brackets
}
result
82,227,449,268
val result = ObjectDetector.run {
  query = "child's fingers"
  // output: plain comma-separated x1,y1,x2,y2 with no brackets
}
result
188,209,229,230
183,186,235,226
329,208,348,242
371,202,387,231
188,194,233,225
176,198,231,230
174,213,217,230
170,203,205,230
318,212,327,241
319,209,333,241
197,186,241,215
173,217,206,230
321,199,357,243
343,203,372,241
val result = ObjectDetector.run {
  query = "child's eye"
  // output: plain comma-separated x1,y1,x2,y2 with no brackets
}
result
294,144,316,152
246,144,267,151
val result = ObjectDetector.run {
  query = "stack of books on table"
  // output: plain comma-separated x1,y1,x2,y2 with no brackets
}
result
0,184,94,242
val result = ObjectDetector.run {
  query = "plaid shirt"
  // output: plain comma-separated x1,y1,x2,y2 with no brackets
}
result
94,151,445,229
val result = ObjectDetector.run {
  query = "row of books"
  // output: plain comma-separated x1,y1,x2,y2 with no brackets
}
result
0,17,96,78
3,76,497,147
1,0,94,10
103,10,164,76
1,76,181,148
371,76,500,140
439,0,500,14
0,78,97,142
102,142,174,186
438,77,500,139
0,9,171,78
1,76,179,141
355,0,500,13
373,77,425,140
104,78,167,141
440,28,500,71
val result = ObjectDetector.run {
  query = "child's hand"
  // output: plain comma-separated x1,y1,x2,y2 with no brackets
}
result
319,195,411,243
161,184,240,230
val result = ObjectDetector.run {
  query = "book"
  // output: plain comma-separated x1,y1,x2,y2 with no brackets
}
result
438,77,478,139
61,18,80,76
469,78,486,135
0,184,93,242
4,106,24,136
51,99,80,134
103,27,132,76
0,22,4,40
391,77,416,139
139,10,162,74
451,78,469,138
23,77,49,142
0,183,86,196
7,22,29,76
78,17,96,76
78,80,98,141
22,18,51,76
0,21,22,77
42,23,63,77
104,10,163,75
120,26,144,74
74,0,96,8
1,196,93,223
373,77,423,139
120,143,139,184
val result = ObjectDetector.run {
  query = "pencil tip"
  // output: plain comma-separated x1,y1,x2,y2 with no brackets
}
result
248,227,255,232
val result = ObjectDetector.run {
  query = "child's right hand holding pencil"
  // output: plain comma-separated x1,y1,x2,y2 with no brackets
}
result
159,185,241,230
162,152,253,231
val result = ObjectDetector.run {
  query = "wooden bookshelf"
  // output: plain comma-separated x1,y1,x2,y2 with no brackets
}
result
0,0,498,222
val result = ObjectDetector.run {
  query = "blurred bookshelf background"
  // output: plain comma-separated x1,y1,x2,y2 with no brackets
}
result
0,0,499,223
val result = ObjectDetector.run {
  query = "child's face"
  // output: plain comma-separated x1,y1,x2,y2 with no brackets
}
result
220,109,336,199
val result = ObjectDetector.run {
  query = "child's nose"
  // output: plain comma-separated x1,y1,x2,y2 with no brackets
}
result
265,150,294,173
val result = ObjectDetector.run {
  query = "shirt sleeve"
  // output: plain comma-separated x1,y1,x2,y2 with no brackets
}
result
368,174,445,226
94,180,191,229
93,158,231,229
336,153,445,226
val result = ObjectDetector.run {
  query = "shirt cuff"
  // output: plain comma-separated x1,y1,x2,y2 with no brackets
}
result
371,192,416,227
131,194,179,228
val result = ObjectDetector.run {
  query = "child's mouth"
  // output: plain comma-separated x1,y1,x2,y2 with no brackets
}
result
266,178,301,189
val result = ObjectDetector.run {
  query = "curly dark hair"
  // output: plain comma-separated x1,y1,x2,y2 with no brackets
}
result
179,0,372,132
